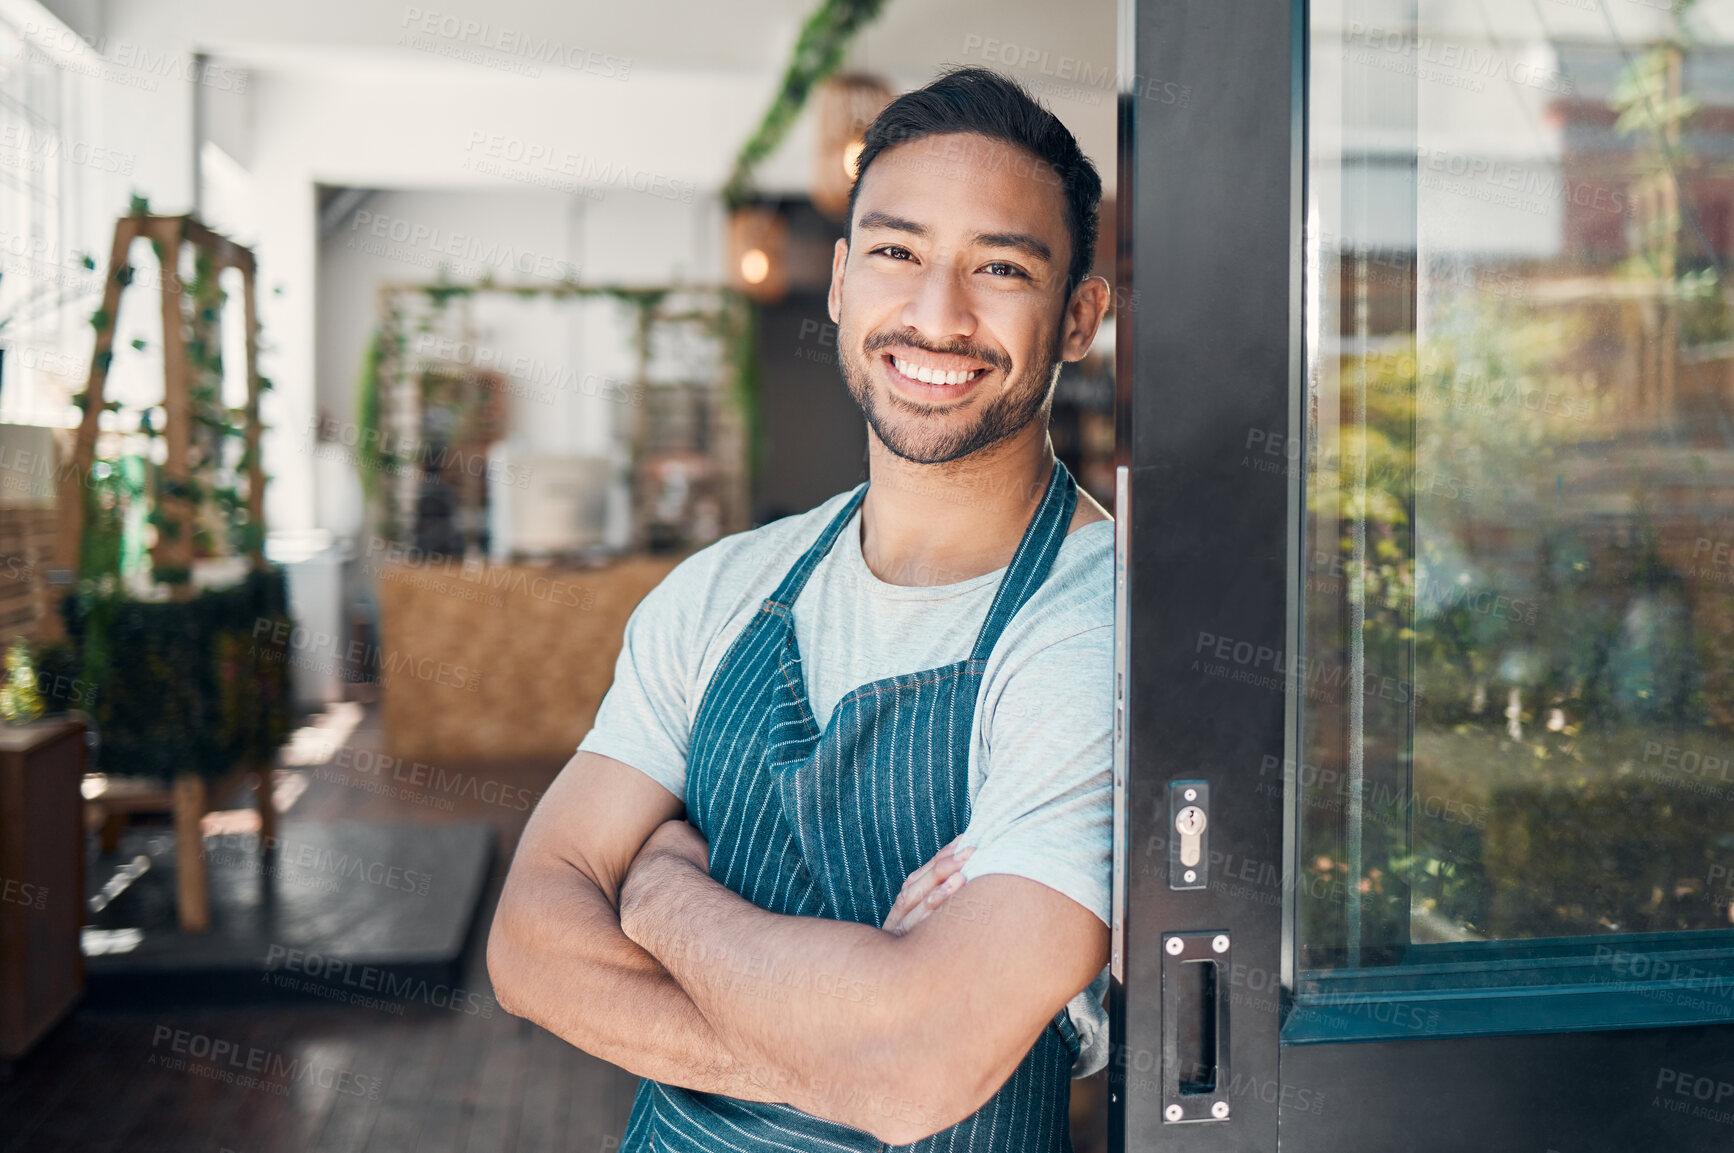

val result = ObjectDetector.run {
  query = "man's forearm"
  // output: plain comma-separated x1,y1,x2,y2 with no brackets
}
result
488,856,787,1102
619,852,958,1136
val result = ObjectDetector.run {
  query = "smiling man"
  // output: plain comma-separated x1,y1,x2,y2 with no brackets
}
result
488,67,1115,1150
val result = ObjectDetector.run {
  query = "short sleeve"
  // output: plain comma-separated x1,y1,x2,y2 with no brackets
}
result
959,623,1114,927
575,557,710,801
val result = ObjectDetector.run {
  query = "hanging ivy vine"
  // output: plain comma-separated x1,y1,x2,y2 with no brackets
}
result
721,0,888,209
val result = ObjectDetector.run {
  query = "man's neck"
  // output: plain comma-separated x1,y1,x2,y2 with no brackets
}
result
857,422,1061,588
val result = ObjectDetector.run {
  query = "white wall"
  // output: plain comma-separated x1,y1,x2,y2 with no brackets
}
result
7,0,1117,545
313,184,724,543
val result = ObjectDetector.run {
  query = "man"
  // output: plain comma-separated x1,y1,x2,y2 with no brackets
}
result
488,66,1115,1151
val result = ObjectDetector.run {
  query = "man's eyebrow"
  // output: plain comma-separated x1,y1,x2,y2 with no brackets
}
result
971,231,1053,263
855,211,929,237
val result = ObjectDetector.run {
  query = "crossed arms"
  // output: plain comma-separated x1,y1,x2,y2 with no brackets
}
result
486,750,1107,1145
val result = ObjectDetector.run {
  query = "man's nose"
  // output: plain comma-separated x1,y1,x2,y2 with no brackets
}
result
899,260,976,344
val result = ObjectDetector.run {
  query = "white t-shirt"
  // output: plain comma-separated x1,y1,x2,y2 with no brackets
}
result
578,485,1114,1076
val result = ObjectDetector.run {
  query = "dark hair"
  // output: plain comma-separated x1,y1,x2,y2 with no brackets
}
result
846,66,1103,295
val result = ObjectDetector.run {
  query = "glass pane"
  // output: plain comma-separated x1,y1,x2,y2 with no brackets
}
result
1300,0,1734,972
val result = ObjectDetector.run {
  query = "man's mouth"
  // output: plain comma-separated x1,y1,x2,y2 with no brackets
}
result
889,357,986,386
880,346,997,392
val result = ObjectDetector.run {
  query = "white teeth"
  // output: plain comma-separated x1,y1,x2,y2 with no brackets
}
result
892,357,981,386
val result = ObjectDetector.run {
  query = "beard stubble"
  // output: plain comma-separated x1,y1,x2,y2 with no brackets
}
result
839,323,1062,466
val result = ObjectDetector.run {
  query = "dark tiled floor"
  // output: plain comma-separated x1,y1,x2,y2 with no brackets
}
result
1,702,1107,1152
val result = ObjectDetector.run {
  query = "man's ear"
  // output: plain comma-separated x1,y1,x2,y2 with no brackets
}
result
1058,274,1112,363
827,237,849,325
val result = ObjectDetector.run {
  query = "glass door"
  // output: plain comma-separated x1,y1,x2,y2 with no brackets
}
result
1114,0,1734,1150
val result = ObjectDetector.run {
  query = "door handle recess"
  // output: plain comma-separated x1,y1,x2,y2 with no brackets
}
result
1161,931,1232,1123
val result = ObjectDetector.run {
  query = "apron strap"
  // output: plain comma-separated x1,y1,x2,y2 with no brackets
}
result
968,459,1078,663
765,483,868,609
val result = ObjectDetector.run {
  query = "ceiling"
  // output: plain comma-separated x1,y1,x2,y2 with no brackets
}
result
67,0,1119,197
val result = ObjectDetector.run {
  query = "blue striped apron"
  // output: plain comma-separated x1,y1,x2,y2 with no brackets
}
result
623,460,1082,1153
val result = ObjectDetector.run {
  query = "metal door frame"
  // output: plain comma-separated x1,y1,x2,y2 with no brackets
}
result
1111,1,1734,1150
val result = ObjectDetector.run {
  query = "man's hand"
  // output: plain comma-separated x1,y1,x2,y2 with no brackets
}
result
883,837,974,936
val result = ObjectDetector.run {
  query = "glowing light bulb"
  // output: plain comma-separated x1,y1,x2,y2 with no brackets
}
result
739,248,770,285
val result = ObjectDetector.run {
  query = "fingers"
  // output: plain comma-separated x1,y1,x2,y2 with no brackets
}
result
890,868,968,936
884,840,974,935
897,838,966,906
902,841,966,898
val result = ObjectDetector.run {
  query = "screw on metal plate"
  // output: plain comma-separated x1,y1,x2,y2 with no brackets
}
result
1183,787,1198,801
1183,869,1197,883
1213,934,1230,953
1165,1105,1183,1122
1211,1101,1230,1119
1165,936,1184,956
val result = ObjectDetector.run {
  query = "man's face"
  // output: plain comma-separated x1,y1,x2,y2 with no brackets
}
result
828,131,1083,466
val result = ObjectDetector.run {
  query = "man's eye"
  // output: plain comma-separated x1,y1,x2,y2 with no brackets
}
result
873,246,915,261
983,262,1026,278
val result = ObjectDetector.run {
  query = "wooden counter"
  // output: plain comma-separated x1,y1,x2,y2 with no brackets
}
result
376,555,679,762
